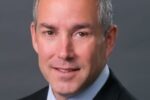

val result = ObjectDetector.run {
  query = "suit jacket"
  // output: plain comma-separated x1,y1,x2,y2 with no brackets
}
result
20,72,136,100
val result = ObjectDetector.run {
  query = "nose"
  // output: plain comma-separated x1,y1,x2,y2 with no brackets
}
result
58,35,75,61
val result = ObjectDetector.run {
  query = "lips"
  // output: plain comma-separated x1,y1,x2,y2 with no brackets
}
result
53,67,80,73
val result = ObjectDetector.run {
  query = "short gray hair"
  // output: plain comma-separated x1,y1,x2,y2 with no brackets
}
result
32,0,113,33
98,0,113,33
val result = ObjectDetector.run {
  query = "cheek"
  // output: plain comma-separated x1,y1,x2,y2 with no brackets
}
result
37,39,56,61
36,39,57,81
74,40,106,86
36,39,57,74
75,40,98,68
75,39,106,72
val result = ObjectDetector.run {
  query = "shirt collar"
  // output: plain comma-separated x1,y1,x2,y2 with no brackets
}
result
47,65,110,100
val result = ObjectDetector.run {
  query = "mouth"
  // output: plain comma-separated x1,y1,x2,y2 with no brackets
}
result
51,67,81,81
52,67,80,73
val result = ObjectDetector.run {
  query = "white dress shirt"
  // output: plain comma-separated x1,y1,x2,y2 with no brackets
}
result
47,65,110,100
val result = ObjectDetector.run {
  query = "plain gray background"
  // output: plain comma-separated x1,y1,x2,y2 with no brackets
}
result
0,0,149,100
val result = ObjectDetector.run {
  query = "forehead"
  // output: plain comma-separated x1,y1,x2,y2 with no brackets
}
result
36,0,100,29
37,0,98,15
37,0,98,6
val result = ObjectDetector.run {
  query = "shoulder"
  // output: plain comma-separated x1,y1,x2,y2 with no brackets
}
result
94,71,137,100
19,86,49,100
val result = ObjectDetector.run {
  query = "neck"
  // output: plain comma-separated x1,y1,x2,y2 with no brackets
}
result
54,92,68,100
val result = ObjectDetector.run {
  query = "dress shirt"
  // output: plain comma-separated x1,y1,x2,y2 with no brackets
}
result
47,65,110,100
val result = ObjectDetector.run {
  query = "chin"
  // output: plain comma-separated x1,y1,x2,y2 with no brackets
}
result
52,81,83,97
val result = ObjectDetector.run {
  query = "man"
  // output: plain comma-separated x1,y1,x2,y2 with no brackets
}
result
21,0,136,100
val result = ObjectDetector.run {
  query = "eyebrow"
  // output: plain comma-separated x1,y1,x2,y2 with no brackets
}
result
38,23,57,30
72,23,93,31
38,22,94,31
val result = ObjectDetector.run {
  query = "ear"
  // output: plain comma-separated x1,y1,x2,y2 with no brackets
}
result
30,22,38,53
105,25,118,58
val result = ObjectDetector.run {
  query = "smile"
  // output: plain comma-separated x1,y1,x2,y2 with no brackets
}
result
53,67,80,73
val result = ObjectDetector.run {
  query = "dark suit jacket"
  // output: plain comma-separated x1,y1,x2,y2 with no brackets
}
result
20,72,136,100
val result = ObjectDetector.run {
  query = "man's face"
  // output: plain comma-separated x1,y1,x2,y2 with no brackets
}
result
31,0,116,97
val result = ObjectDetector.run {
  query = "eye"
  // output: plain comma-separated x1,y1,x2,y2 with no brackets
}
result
42,30,55,36
46,30,54,35
77,32,88,37
41,30,56,40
